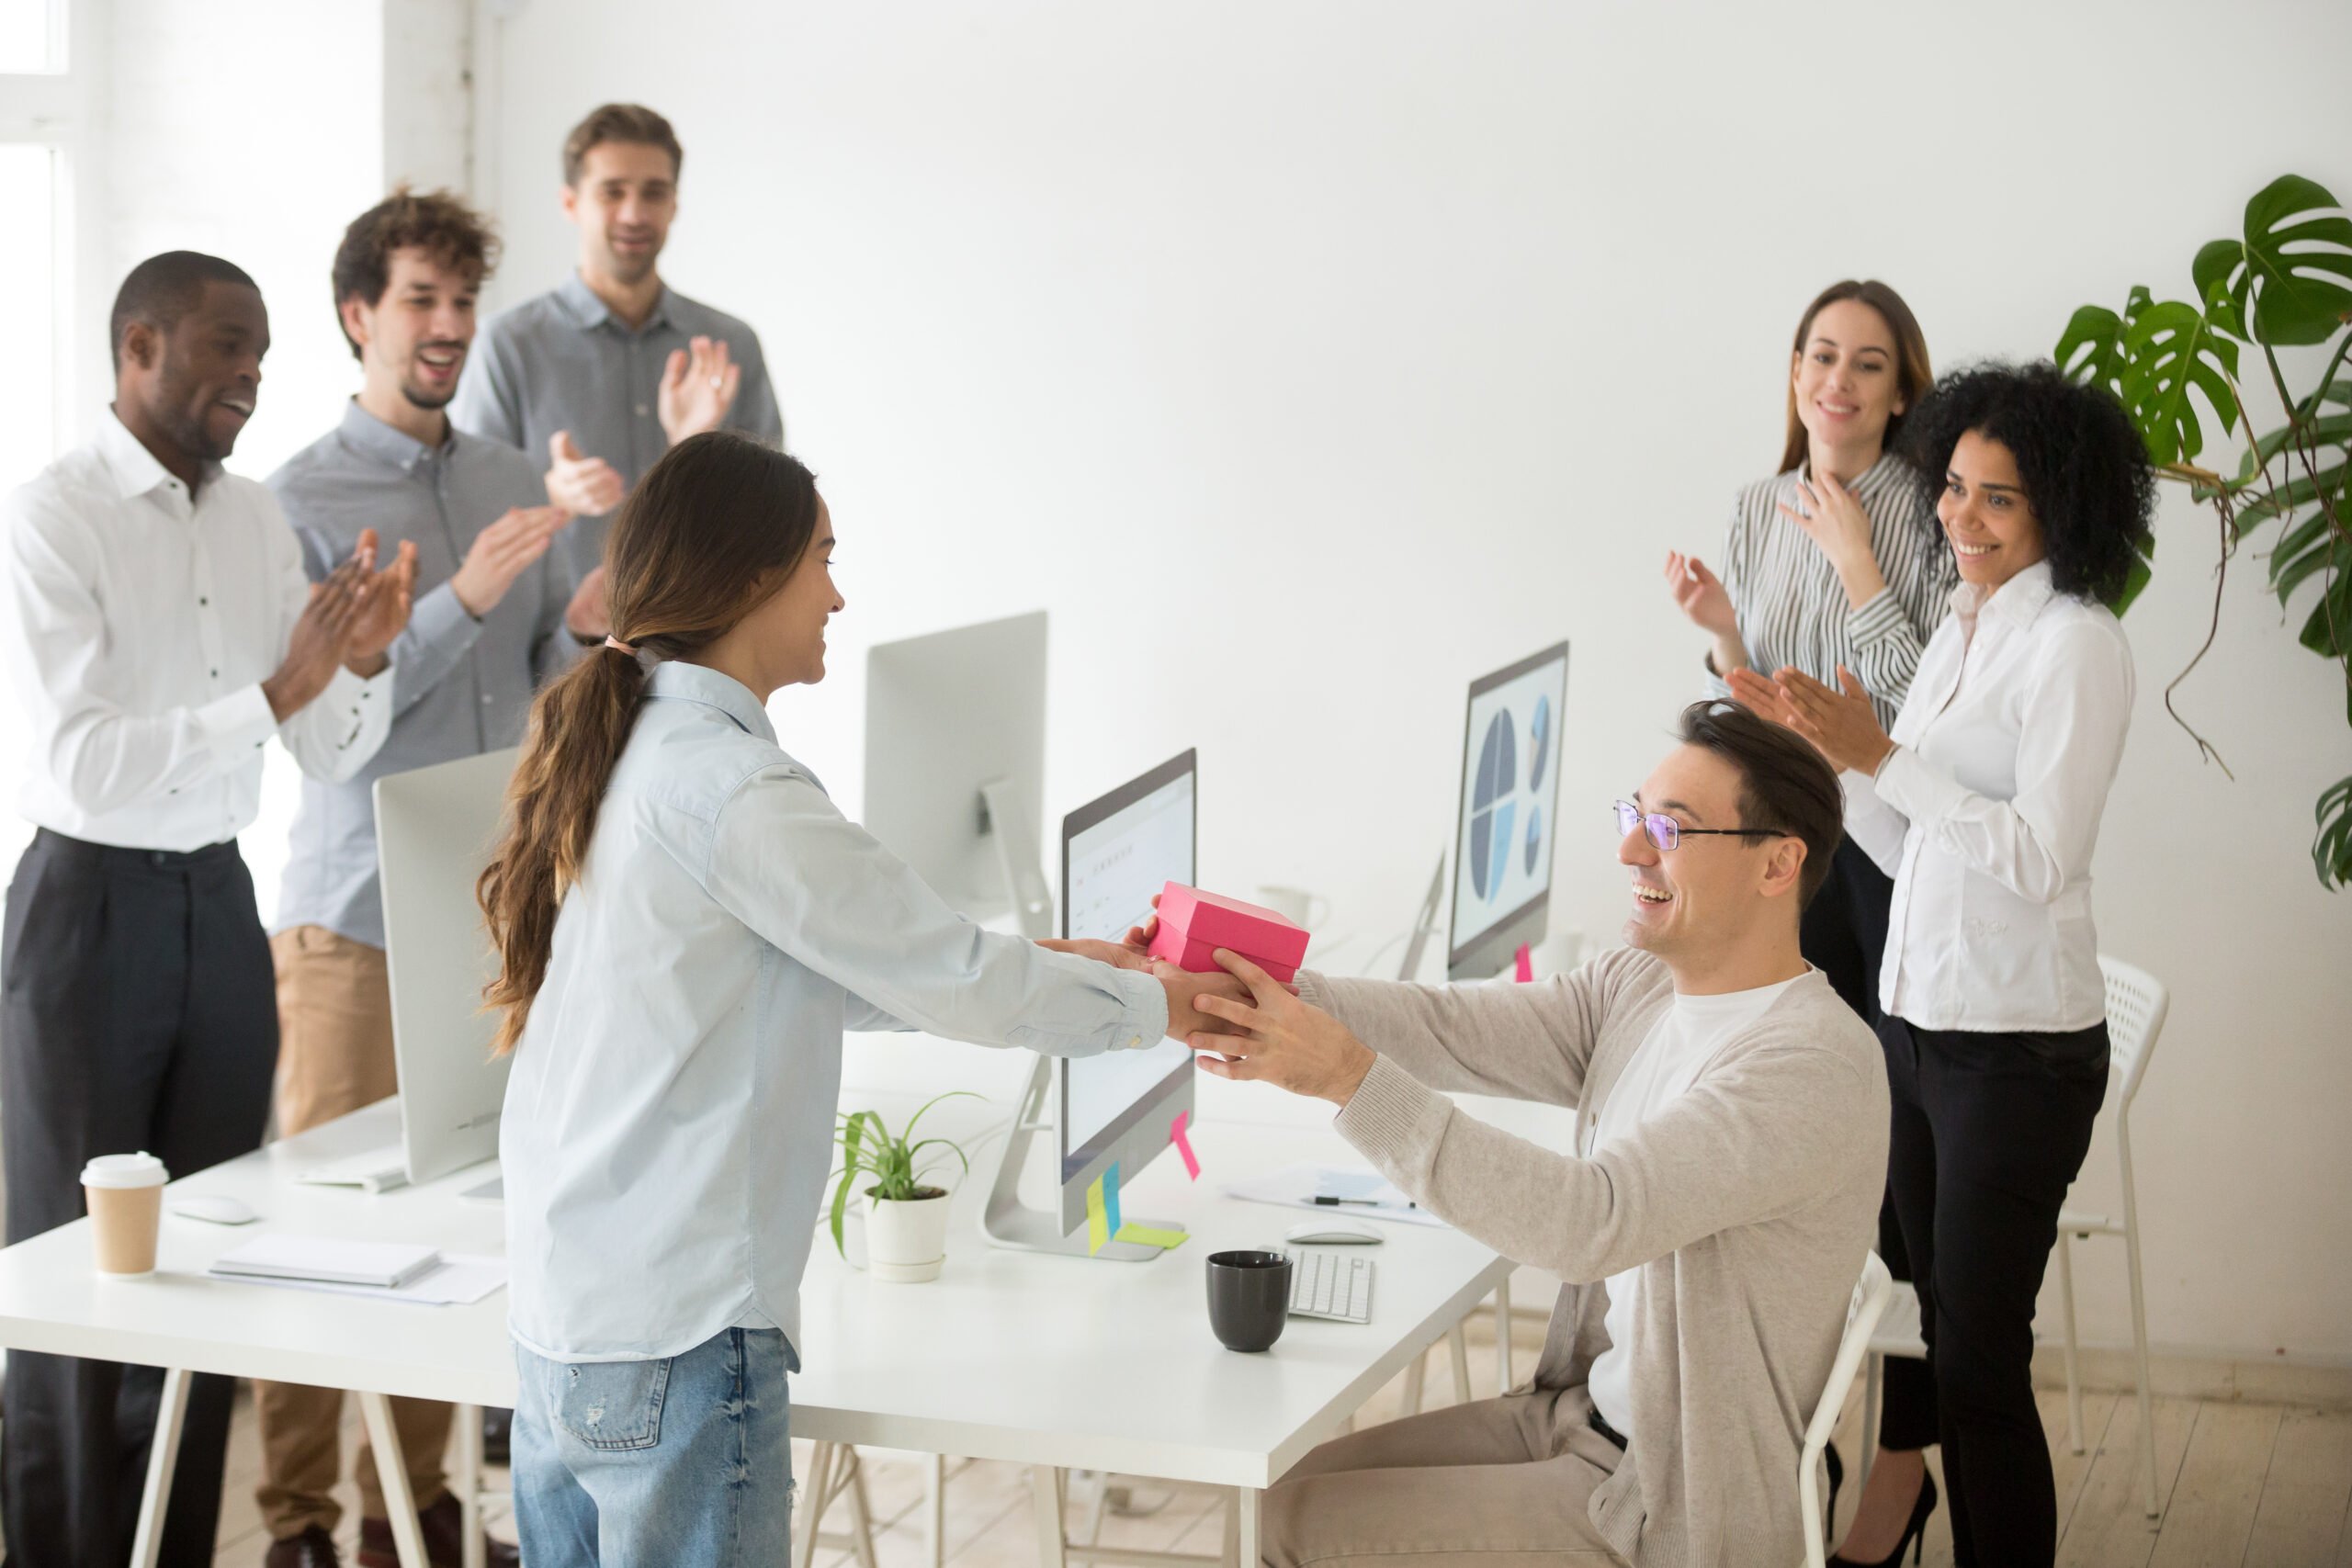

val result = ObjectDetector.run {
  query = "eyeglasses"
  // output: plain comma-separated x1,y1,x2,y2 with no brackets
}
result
1613,799,1789,852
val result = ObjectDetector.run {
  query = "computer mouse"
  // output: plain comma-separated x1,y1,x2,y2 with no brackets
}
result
170,1195,257,1225
1284,1221,1384,1246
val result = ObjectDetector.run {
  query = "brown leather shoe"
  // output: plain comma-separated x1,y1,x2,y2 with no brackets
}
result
356,1492,519,1568
265,1525,341,1568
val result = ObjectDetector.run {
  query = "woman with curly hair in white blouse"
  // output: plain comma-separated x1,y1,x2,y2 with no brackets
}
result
1734,362,2156,1567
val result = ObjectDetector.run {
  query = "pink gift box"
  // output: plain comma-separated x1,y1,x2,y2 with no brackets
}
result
1147,883,1311,985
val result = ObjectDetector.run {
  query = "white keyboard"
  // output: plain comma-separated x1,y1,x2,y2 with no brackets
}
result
1284,1247,1374,1324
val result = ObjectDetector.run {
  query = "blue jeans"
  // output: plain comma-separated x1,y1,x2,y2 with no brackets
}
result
513,1327,798,1567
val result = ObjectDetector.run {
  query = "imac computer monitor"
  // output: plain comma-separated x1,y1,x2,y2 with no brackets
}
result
864,611,1054,939
1055,750,1198,1234
1449,641,1570,980
377,746,520,1187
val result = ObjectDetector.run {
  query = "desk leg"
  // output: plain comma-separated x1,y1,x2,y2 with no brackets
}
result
1447,1323,1473,1404
797,1443,839,1568
925,1453,946,1568
1494,1278,1514,1393
455,1402,485,1568
360,1391,431,1568
1234,1487,1261,1568
129,1366,192,1568
1031,1466,1067,1568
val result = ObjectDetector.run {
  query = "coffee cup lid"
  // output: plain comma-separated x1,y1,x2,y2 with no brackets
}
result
82,1152,167,1190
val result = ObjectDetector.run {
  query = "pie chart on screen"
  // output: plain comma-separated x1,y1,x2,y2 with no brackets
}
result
1469,709,1519,901
1529,694,1552,790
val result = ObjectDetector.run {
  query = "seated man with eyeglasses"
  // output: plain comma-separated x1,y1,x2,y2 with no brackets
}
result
1166,702,1888,1568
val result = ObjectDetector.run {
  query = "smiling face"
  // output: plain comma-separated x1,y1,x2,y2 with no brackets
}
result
1791,298,1905,459
562,141,677,286
1619,744,1805,962
120,279,268,464
1939,429,2047,591
344,246,479,413
732,496,842,691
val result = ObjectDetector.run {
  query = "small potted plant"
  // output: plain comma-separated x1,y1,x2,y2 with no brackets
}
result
827,1093,980,1283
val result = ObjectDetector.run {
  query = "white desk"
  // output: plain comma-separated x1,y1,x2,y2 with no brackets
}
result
0,1077,1511,1568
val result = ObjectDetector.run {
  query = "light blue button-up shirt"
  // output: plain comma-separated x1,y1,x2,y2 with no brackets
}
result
501,660,1167,1363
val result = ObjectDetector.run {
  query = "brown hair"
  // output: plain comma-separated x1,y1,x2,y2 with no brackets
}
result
477,432,820,1053
1780,280,1933,474
1675,701,1844,907
562,103,684,187
330,186,499,361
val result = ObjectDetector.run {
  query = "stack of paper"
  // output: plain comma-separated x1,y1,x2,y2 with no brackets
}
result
212,1236,442,1289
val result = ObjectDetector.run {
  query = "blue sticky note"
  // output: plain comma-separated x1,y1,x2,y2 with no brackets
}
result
1105,1161,1123,1238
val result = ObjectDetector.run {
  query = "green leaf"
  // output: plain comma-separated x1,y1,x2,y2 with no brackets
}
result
2055,304,2127,393
2193,238,2250,339
2232,461,2346,536
2250,412,2352,468
2297,564,2352,657
2118,300,2243,465
2113,543,2154,615
2318,774,2352,890
2277,524,2352,606
2245,175,2352,346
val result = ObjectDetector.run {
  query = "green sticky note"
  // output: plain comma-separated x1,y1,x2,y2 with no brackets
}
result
1114,1224,1188,1250
1085,1177,1109,1255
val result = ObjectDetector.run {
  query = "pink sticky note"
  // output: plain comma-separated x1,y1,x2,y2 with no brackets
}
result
1170,1111,1201,1180
1514,943,1534,983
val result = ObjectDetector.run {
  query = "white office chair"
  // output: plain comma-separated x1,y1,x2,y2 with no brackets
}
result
1859,956,2168,1521
1803,1253,1894,1568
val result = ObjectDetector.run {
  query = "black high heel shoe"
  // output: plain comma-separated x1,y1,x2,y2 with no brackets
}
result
1827,1469,1938,1568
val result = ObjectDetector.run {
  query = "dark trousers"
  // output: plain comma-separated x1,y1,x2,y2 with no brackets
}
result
1799,838,1938,1441
1877,1012,2108,1568
1,829,278,1568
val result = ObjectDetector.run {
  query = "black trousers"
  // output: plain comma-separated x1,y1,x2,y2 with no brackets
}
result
1799,838,1938,1443
1,829,278,1568
1877,1012,2108,1568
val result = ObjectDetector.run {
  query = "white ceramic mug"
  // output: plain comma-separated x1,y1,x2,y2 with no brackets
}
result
1253,885,1331,930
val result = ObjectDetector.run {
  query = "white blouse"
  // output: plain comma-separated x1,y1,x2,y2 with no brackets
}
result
1843,561,2132,1032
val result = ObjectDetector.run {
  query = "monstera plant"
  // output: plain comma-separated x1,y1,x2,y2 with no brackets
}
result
2053,174,2352,887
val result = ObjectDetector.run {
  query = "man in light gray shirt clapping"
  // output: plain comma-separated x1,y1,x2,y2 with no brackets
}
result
452,102,784,592
256,188,599,1568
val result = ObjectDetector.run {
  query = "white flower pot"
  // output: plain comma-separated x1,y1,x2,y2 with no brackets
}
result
862,1188,952,1282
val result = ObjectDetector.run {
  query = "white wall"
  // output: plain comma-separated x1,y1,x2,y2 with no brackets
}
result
479,0,2352,1362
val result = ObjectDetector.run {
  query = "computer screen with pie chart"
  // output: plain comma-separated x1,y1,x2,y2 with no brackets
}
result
1448,641,1570,980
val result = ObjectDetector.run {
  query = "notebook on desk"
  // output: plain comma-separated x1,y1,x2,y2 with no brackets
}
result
212,1235,442,1291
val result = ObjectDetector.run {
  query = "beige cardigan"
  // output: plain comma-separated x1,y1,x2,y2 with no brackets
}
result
1305,947,1888,1568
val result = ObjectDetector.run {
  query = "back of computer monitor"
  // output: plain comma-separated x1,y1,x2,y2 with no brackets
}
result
376,747,519,1185
1449,642,1570,981
864,611,1050,931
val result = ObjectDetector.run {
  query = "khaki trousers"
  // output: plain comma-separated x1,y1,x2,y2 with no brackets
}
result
1262,1388,1632,1568
254,926,454,1540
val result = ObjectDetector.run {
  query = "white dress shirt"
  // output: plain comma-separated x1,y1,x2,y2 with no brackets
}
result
1843,560,2133,1032
1579,973,1803,1446
502,660,1169,1363
0,410,393,851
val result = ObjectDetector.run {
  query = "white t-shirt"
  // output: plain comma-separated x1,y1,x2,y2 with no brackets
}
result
1581,974,1803,1443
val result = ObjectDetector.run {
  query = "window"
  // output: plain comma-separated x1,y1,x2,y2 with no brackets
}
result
0,0,64,74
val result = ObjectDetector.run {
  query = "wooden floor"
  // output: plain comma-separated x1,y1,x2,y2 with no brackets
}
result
211,1313,2352,1567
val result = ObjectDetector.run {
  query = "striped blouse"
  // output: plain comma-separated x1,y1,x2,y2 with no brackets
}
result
1702,450,1954,728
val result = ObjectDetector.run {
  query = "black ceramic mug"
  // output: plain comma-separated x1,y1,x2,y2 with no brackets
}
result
1205,1249,1292,1351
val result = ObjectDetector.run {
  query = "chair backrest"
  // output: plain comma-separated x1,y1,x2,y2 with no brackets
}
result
1799,1252,1894,1568
2098,954,2169,1109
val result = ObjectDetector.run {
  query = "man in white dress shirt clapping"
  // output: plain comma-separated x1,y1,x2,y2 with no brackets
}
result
0,251,415,1568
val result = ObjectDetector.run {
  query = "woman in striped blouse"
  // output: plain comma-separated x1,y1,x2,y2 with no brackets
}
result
1665,278,1950,1024
1665,281,1949,1558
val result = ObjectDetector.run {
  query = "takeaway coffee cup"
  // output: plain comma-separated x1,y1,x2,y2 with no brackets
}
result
1205,1249,1292,1352
83,1152,168,1277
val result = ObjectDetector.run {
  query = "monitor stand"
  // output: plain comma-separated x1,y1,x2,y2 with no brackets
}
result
980,1057,1180,1261
978,777,1055,940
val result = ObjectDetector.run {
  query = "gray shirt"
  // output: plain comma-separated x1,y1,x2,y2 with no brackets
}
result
451,273,784,584
270,401,581,948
